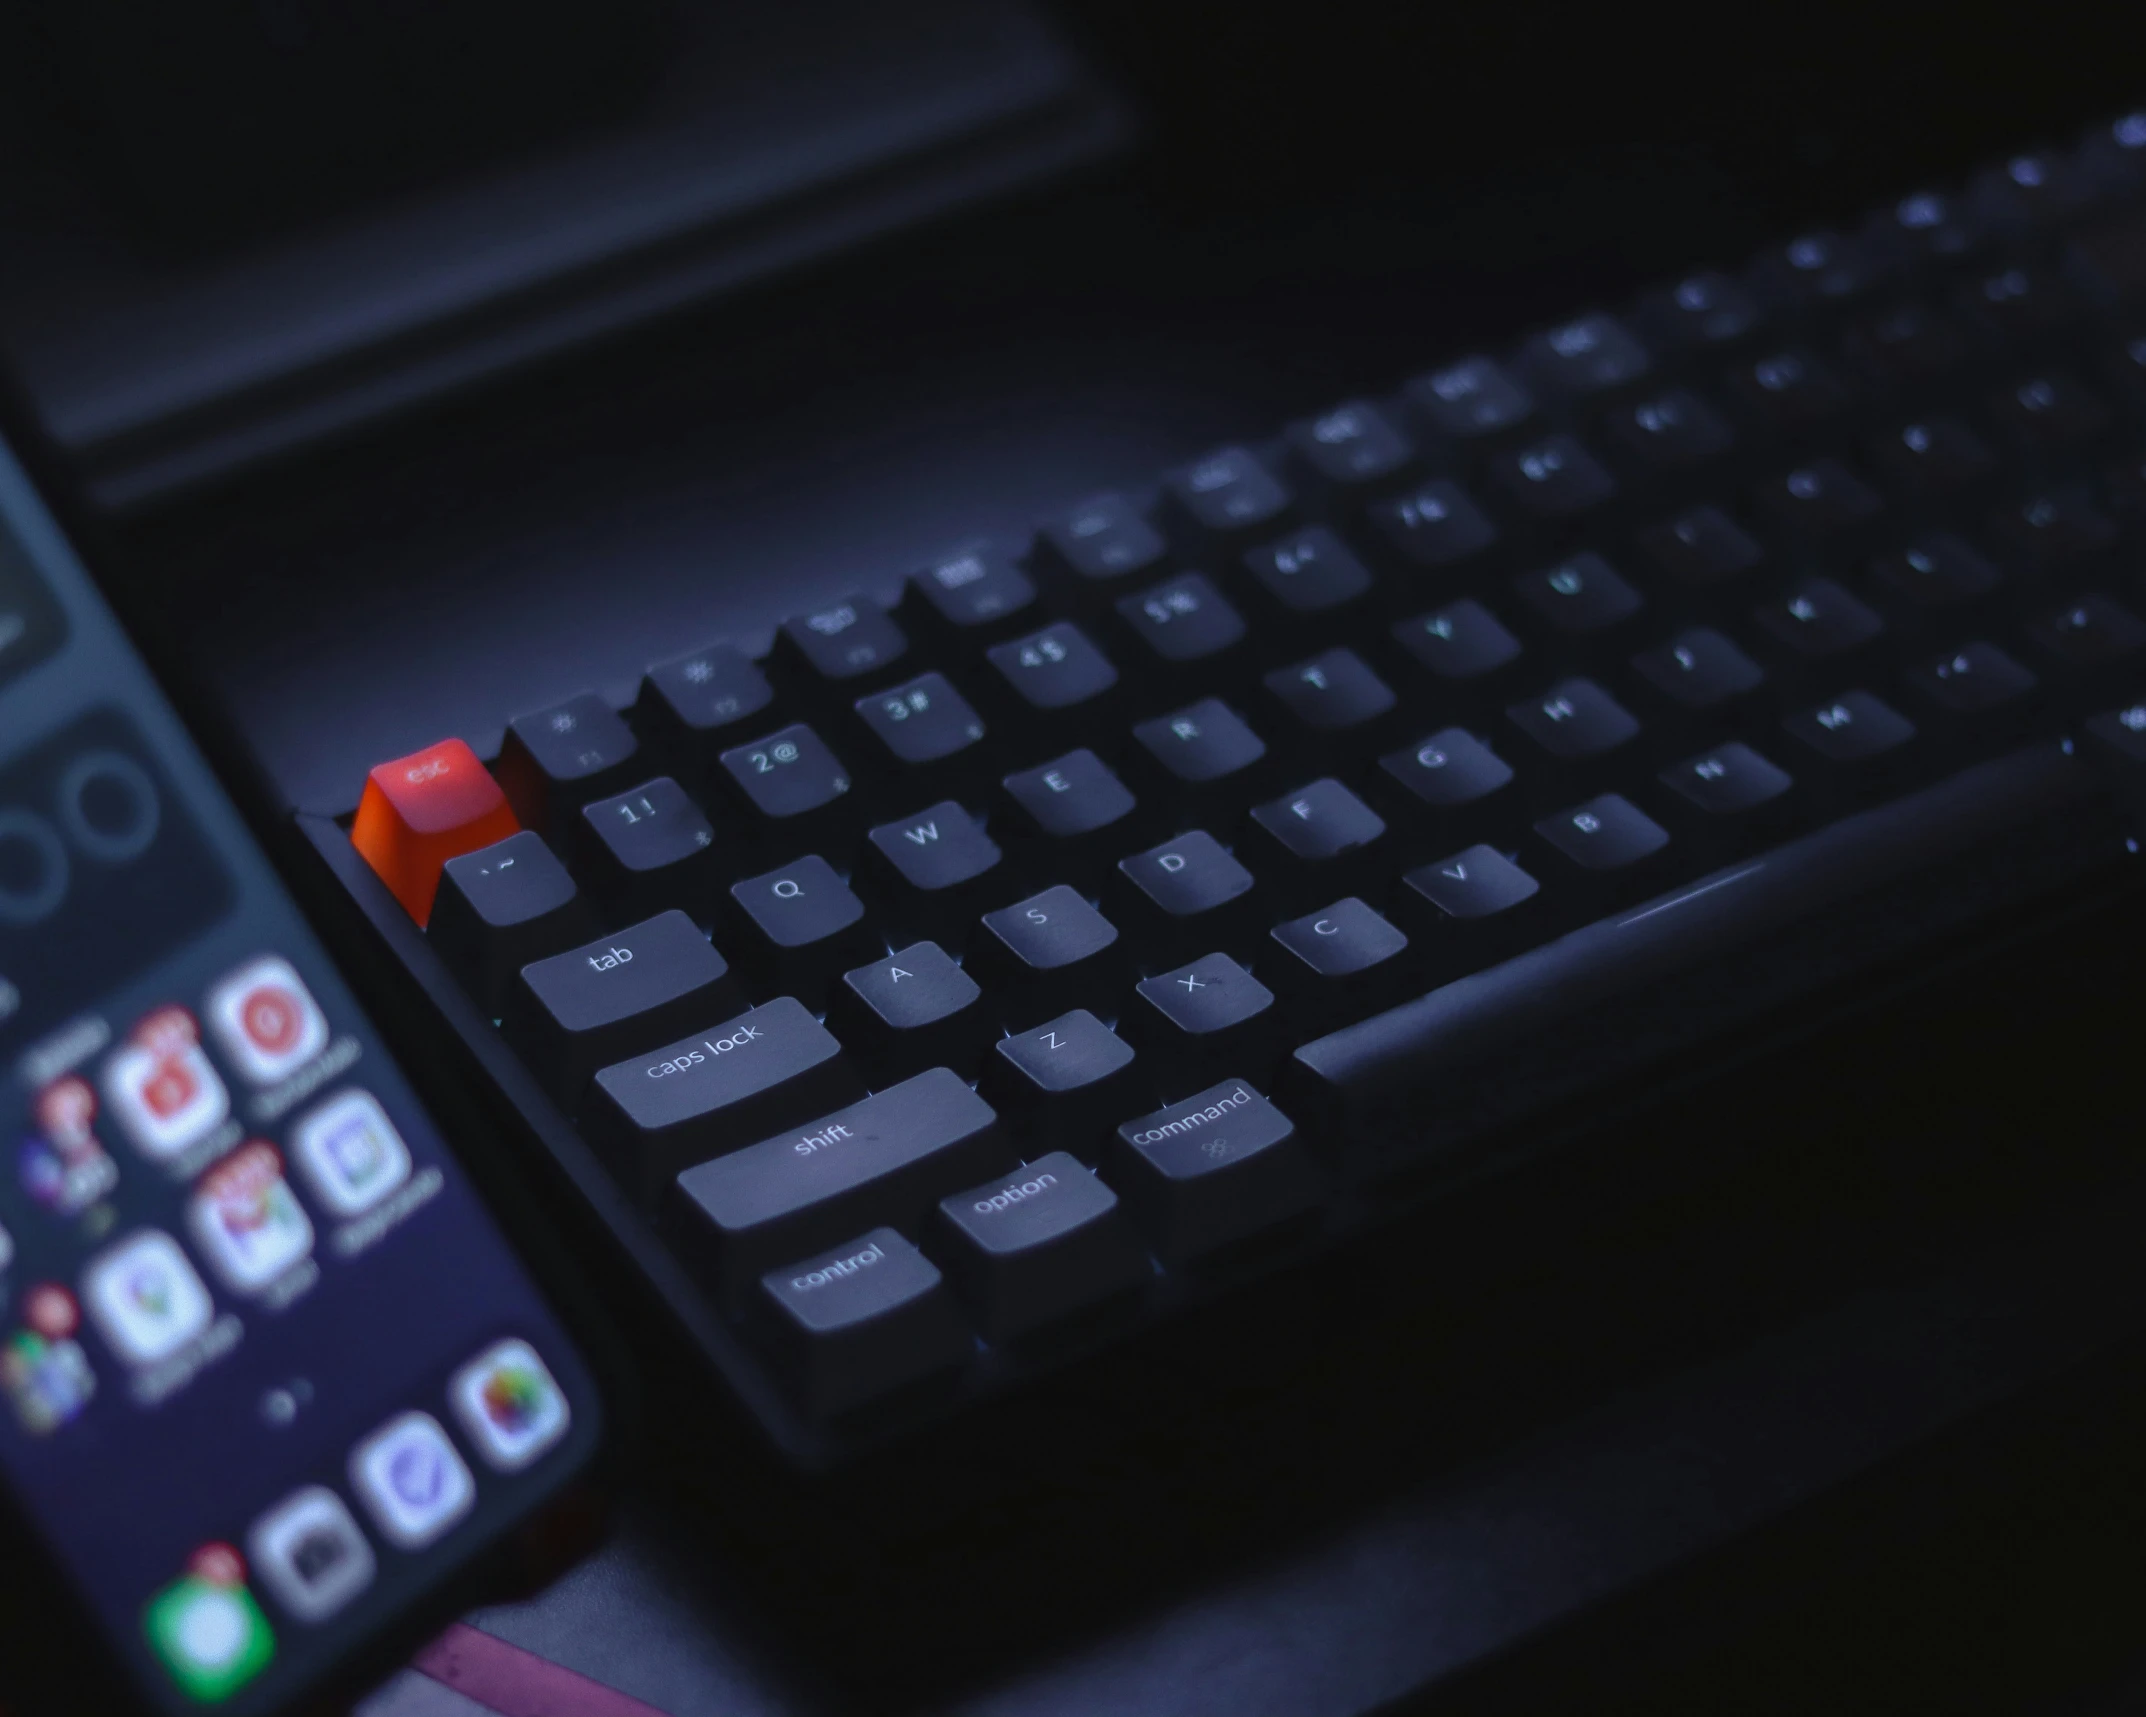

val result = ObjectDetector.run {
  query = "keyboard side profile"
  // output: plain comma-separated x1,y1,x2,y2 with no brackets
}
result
312,109,2146,1466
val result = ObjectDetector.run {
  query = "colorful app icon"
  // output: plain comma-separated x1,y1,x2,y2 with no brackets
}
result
206,956,329,1087
290,1090,410,1219
449,1339,571,1472
18,1075,120,1216
2,1320,95,1435
349,1411,474,1549
187,1142,314,1294
82,1230,213,1367
246,1487,374,1624
105,1008,229,1164
144,1543,275,1703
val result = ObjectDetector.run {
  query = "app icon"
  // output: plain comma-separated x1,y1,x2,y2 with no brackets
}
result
105,1008,229,1164
187,1142,314,1294
290,1091,410,1219
2,1309,95,1435
82,1230,213,1367
144,1543,275,1702
246,1487,374,1624
450,1339,571,1472
206,956,329,1087
349,1411,474,1549
18,1075,119,1216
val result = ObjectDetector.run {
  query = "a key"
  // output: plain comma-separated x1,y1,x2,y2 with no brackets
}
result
1163,446,1293,544
1754,578,1885,658
573,777,721,920
999,750,1140,887
772,596,909,694
1512,552,1643,634
1261,647,1398,742
634,644,775,781
351,738,522,927
429,831,595,1017
1600,388,1735,474
1105,1081,1322,1267
1122,954,1280,1092
1638,505,1764,586
984,621,1120,736
1106,830,1262,964
1753,460,1883,541
2031,594,2146,665
1506,678,1640,760
979,1010,1143,1160
503,909,747,1108
1630,628,1766,709
722,856,877,1010
1266,898,1410,1029
1283,400,1415,499
1726,348,1855,433
1237,526,1376,633
757,1227,968,1418
1376,727,1514,814
1517,313,1652,396
1782,691,1916,763
1534,794,1670,872
851,671,988,798
1658,743,1794,815
1489,433,1619,520
496,693,644,832
1986,373,2113,458
1126,699,1269,824
671,1068,1009,1306
933,1153,1149,1343
715,724,856,858
1865,419,1997,496
1113,572,1249,679
1634,271,1762,352
1399,844,1540,923
897,545,1039,645
970,885,1125,1026
1388,600,1523,680
827,942,989,1084
857,802,1002,951
1405,356,1537,440
1907,643,2039,712
1035,492,1168,588
1366,479,1500,569
1870,534,2001,607
1243,778,1387,909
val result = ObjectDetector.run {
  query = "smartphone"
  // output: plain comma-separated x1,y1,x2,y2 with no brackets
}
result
0,419,613,1710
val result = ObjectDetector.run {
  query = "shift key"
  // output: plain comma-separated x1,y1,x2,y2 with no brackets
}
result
672,1069,1012,1307
589,998,864,1201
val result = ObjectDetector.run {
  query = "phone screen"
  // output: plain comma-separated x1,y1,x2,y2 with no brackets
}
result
0,436,603,1711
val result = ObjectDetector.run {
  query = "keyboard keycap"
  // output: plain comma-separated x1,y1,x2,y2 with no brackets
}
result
723,856,875,1010
496,693,643,832
1841,301,1977,388
1870,534,2001,607
2031,593,2146,664
1107,830,1261,963
1244,778,1387,907
1489,433,1619,520
1638,505,1763,586
898,546,1039,643
1164,446,1293,543
1113,572,1248,671
1388,599,1523,680
1284,400,1415,498
852,671,988,786
827,942,989,1084
1366,480,1500,568
1266,898,1410,1028
758,1227,967,1418
351,738,521,927
1513,552,1643,634
773,597,909,690
1406,356,1537,440
429,831,594,1017
635,644,776,778
1377,727,1513,813
1127,699,1269,821
1124,955,1279,1092
980,1010,1142,1159
1987,373,2112,458
1962,264,2078,342
1630,627,1765,710
985,621,1120,727
1659,743,1793,815
716,724,855,854
1506,677,1640,760
1753,578,1885,658
671,1068,1008,1305
1262,647,1397,738
1634,271,1762,351
1753,460,1883,541
859,802,1002,949
1601,388,1735,474
574,777,720,918
1990,492,2118,571
1517,314,1652,396
1908,643,2038,713
1400,845,1539,921
934,1153,1149,1342
1782,691,1916,762
1106,1081,1321,1266
501,908,744,1106
1036,493,1168,587
1238,526,1376,628
972,885,1124,1025
1534,794,1670,871
1000,750,1140,885
1727,348,1855,433
1748,230,1884,309
1865,418,1997,496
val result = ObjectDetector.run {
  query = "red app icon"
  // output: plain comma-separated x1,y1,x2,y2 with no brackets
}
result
207,958,329,1087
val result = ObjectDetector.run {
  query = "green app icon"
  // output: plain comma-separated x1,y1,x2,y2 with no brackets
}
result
144,1568,275,1702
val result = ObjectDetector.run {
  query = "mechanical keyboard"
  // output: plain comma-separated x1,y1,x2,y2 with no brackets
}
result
313,109,2146,1465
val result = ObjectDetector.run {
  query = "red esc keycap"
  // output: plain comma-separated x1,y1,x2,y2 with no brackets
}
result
350,739,520,926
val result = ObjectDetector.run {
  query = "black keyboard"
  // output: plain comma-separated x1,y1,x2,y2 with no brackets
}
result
316,110,2146,1463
